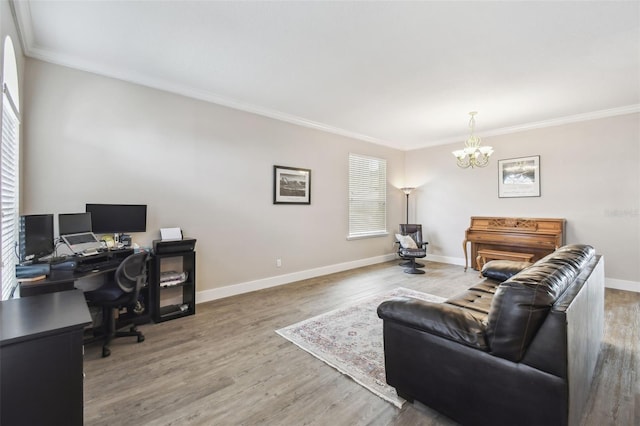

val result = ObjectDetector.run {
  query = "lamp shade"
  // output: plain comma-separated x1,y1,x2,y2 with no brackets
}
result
400,187,414,195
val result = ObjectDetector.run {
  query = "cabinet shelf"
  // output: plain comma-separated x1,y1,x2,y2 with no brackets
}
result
159,279,193,288
150,251,196,323
158,304,193,319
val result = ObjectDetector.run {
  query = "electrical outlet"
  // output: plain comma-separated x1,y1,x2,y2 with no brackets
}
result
276,258,282,267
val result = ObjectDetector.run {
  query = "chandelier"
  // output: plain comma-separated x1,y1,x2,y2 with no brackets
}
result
452,111,493,168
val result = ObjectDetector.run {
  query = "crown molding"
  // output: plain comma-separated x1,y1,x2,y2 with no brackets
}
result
409,104,640,151
483,104,640,138
26,45,394,149
13,0,638,153
10,0,35,56
11,0,391,148
23,41,640,153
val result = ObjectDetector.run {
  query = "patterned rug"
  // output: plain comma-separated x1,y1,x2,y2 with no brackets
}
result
276,287,445,408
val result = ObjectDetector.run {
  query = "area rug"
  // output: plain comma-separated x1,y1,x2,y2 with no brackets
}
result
276,287,445,408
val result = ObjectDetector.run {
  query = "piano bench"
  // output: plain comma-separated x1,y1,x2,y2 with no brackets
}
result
476,249,534,273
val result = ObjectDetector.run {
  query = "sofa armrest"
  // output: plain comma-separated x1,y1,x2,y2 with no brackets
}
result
377,297,488,350
481,260,532,282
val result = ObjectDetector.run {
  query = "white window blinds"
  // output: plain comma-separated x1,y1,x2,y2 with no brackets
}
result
1,86,20,300
348,153,387,238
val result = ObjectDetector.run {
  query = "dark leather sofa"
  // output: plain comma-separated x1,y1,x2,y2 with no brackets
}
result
377,244,604,426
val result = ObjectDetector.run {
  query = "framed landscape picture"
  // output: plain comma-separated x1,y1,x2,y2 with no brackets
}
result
498,155,541,198
273,165,311,204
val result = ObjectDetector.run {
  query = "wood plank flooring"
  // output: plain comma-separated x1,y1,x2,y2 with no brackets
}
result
83,260,639,425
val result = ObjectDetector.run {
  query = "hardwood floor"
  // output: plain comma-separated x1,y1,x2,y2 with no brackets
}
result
83,261,639,425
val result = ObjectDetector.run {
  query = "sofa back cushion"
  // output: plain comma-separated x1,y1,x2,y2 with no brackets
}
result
485,244,595,362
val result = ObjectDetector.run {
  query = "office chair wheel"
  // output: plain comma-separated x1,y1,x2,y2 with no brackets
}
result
102,347,111,358
137,335,145,343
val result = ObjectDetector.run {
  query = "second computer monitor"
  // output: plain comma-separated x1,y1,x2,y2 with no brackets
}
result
85,204,147,234
19,214,54,262
58,212,92,236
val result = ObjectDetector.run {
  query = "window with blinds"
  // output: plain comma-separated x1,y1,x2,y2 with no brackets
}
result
1,86,20,300
348,153,387,239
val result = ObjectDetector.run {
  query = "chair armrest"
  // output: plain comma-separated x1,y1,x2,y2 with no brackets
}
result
377,297,488,350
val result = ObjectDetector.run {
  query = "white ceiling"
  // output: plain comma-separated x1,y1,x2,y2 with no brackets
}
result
11,1,640,151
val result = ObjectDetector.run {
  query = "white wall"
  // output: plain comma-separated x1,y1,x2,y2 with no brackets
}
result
20,56,640,296
22,59,406,297
406,113,640,288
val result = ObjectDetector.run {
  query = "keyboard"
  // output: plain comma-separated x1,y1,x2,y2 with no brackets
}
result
75,259,121,273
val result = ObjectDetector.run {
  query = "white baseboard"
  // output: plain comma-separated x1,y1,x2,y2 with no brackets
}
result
428,255,640,293
196,253,397,303
426,254,466,267
196,253,640,303
605,278,640,293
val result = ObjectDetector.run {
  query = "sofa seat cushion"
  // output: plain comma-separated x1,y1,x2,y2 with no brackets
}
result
446,289,494,317
470,279,501,294
378,297,488,350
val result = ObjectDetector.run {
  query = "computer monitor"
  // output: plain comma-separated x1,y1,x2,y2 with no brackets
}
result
85,204,147,234
19,214,54,262
58,212,92,236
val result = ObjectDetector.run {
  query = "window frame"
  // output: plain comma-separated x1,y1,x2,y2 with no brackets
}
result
1,84,20,300
347,153,388,240
1,36,21,300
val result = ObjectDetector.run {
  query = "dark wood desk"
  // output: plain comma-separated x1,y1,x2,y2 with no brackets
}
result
19,249,153,333
0,290,92,426
19,249,134,297
19,269,80,296
19,268,112,296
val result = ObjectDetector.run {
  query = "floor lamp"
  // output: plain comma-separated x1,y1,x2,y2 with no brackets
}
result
399,187,418,267
400,187,414,224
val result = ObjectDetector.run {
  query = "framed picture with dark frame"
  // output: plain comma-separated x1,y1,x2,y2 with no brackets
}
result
498,155,541,198
273,165,311,204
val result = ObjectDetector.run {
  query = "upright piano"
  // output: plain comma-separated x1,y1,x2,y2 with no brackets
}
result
463,216,565,271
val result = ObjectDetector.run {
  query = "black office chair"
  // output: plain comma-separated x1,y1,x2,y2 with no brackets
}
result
84,252,148,357
396,224,429,274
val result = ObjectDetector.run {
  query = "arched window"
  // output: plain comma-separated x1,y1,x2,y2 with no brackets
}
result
1,36,20,300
